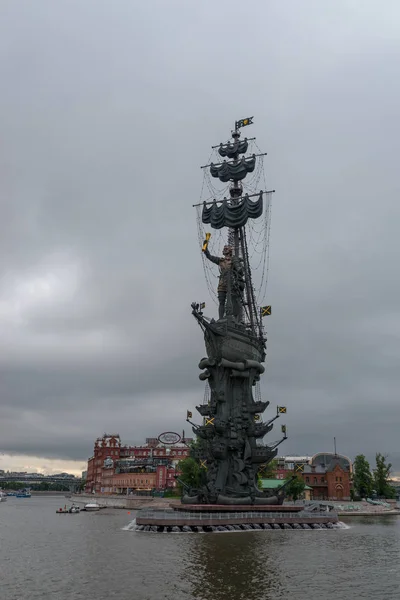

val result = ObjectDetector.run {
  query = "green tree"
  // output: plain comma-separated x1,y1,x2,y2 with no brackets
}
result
177,456,206,491
257,459,279,489
353,454,373,499
259,459,278,480
284,475,305,501
373,453,396,499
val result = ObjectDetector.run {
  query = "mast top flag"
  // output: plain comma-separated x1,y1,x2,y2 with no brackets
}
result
235,116,254,130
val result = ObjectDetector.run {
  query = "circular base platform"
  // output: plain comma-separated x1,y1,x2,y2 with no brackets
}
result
135,506,338,533
136,522,339,533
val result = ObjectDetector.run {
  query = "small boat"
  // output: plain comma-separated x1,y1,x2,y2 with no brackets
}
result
83,503,101,511
16,492,31,498
56,504,80,514
0,492,7,502
6,492,16,497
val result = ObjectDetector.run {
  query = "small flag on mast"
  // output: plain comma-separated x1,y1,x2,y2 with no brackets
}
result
281,424,287,434
261,306,271,317
278,406,287,414
186,410,192,420
235,116,254,129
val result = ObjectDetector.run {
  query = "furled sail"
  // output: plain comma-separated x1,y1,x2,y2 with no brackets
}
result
210,155,256,182
218,139,248,159
202,192,263,229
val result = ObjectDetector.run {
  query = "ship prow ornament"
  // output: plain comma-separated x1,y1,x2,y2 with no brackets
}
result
185,118,287,506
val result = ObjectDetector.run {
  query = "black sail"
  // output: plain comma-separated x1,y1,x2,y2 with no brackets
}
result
202,192,263,229
218,139,248,158
210,155,256,182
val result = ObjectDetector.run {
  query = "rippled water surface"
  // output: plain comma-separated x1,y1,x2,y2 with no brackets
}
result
1,495,400,600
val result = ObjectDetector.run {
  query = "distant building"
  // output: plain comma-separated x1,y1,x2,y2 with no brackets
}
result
276,456,312,480
85,433,193,495
302,453,352,501
275,452,352,501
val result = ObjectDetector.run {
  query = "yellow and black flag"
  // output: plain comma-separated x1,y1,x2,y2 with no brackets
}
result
278,406,287,414
186,410,192,420
235,116,254,129
261,305,271,317
294,463,304,473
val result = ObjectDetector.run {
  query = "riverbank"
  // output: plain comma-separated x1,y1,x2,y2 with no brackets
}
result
328,500,400,517
71,494,400,516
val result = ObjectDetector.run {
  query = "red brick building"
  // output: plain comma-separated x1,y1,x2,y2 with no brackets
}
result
274,452,352,501
302,453,352,501
84,433,192,495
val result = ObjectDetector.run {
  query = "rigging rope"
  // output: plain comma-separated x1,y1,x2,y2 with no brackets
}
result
195,145,272,311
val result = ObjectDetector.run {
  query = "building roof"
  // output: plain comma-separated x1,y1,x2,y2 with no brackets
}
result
311,452,352,472
260,479,285,490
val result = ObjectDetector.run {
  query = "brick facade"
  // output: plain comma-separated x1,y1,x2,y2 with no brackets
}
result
84,433,191,494
274,452,352,501
302,455,352,501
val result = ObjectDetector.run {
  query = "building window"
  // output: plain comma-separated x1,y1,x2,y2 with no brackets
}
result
314,477,317,484
321,477,324,483
306,477,309,483
336,477,338,482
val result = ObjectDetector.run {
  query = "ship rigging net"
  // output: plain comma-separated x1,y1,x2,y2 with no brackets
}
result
195,139,273,310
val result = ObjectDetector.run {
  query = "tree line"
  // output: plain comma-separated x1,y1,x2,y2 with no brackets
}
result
0,481,74,492
353,453,396,499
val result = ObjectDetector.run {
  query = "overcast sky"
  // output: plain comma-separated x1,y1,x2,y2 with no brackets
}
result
1,0,400,476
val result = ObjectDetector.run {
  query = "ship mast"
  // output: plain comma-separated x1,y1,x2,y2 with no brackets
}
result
198,116,273,340
228,121,260,337
228,123,244,322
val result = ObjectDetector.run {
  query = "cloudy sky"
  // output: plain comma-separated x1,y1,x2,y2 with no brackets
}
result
1,0,400,477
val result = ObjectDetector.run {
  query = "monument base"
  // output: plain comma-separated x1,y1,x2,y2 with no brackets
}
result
135,503,339,533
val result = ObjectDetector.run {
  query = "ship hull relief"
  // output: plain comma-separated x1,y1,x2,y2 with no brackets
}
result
183,309,284,506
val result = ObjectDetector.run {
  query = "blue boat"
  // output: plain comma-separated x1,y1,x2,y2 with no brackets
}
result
16,488,31,498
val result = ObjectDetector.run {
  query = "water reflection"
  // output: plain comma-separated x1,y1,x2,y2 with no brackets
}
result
2,498,400,600
186,532,285,600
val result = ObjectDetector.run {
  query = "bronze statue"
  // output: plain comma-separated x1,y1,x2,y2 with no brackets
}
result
186,119,286,506
203,244,244,319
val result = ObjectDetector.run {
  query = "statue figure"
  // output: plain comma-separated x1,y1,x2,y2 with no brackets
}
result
203,244,244,319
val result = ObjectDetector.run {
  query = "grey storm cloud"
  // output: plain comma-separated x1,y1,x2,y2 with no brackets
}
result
1,0,400,472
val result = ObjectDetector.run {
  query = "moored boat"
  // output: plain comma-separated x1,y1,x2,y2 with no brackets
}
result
84,503,101,511
56,504,80,514
16,489,31,498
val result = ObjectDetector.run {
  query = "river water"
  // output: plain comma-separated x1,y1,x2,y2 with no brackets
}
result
1,495,399,600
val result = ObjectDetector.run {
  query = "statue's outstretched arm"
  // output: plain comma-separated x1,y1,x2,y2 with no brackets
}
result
203,248,220,265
